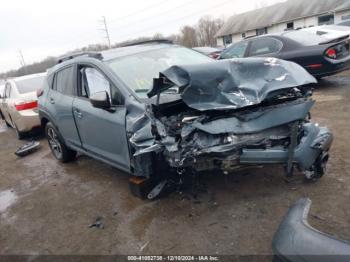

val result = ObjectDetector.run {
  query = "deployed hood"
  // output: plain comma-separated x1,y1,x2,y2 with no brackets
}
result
148,57,317,111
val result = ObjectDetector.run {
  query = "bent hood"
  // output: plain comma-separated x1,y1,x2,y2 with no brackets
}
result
148,57,317,111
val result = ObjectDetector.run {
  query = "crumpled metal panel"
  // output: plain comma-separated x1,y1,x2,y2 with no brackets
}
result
192,100,314,135
273,198,350,261
148,58,316,111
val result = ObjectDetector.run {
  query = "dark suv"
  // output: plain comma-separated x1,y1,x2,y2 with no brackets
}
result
39,41,333,198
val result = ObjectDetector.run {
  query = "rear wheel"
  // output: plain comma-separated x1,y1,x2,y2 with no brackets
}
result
45,122,77,163
4,120,11,128
14,125,26,140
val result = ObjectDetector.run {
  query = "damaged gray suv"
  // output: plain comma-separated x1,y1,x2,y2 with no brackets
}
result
38,40,333,198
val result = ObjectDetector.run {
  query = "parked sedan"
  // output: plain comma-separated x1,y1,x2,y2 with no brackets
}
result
39,42,332,198
220,30,350,78
0,73,46,139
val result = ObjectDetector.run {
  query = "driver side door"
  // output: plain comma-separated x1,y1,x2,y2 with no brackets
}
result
72,65,130,173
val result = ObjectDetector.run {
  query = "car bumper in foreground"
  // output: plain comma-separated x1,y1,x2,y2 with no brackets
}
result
272,198,350,262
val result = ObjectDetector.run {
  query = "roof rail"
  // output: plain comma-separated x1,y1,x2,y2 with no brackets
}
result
57,51,103,64
121,39,173,47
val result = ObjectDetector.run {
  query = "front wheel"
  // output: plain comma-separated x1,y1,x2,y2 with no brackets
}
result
303,152,329,181
45,122,77,163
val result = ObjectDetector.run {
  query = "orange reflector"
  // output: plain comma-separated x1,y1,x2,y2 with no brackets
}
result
129,176,147,185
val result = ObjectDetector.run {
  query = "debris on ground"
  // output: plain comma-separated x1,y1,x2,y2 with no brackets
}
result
140,241,150,252
88,217,104,229
15,141,40,157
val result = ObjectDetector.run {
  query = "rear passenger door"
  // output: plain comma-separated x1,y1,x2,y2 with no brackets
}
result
72,65,130,172
46,65,82,148
247,37,283,57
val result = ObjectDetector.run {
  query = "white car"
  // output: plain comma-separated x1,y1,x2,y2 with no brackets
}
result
302,25,350,40
0,73,46,139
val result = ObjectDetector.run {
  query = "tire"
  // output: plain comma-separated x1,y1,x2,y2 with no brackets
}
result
45,122,77,163
303,152,329,181
14,125,26,140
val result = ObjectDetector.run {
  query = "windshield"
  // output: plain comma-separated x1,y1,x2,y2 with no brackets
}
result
283,31,328,46
15,75,45,94
106,46,213,98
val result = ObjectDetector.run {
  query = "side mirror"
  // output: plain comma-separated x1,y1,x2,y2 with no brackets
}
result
90,91,111,109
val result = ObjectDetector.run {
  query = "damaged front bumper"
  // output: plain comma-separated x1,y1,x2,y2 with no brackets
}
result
128,58,333,179
240,123,333,171
272,198,350,262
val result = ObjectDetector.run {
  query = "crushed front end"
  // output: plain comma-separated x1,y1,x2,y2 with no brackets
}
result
128,58,333,181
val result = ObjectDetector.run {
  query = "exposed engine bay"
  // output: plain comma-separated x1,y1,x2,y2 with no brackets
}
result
127,58,333,182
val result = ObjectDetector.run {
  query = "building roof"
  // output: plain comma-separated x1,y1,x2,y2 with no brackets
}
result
216,0,350,37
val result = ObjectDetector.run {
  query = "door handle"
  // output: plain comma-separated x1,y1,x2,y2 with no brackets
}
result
73,109,83,119
49,98,55,104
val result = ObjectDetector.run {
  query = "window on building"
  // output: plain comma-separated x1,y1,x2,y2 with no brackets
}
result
286,22,294,30
242,32,246,38
223,35,232,46
341,14,350,20
256,27,268,36
318,14,334,25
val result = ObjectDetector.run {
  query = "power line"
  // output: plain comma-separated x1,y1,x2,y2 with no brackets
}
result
108,0,171,24
99,16,111,48
113,0,233,41
57,0,177,49
108,0,199,34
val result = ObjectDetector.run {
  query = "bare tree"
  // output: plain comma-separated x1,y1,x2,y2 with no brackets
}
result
152,32,164,40
179,26,198,48
196,16,224,47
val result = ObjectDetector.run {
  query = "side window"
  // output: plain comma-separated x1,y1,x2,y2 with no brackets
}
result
221,41,249,59
249,38,283,56
84,68,110,96
5,83,11,98
53,66,75,95
79,66,124,105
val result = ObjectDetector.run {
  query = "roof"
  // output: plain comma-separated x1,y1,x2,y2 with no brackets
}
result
8,72,46,82
101,43,176,61
216,0,350,37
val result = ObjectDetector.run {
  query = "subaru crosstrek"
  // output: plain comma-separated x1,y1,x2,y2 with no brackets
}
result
38,41,333,198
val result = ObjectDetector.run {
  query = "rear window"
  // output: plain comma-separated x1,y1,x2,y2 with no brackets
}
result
15,75,45,94
283,31,328,45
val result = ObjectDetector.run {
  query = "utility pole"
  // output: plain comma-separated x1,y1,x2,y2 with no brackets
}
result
18,49,26,67
18,49,27,74
99,16,111,48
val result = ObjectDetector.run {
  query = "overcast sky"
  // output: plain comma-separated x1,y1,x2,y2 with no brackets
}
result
0,0,285,73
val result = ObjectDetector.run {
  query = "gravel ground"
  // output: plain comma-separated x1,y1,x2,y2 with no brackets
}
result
0,74,349,256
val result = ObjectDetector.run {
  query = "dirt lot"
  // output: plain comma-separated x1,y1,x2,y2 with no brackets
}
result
0,74,350,256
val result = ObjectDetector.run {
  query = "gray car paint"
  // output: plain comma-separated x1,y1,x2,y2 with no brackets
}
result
272,198,350,261
39,46,333,180
148,58,317,111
